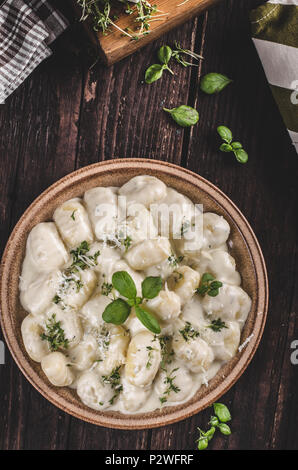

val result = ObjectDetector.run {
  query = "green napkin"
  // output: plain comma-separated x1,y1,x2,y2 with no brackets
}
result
250,0,298,152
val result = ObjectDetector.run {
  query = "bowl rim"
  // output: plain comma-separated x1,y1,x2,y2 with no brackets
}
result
0,158,269,429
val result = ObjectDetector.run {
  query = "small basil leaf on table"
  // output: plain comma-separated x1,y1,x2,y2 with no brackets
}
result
200,73,232,94
213,402,231,422
217,125,233,143
102,298,131,325
217,423,232,436
219,143,233,152
112,271,137,299
197,437,208,450
234,148,248,163
145,64,164,84
141,276,162,299
163,105,199,127
158,45,172,65
135,305,161,334
231,141,242,150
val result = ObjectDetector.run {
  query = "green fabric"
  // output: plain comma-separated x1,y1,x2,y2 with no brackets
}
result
270,84,298,133
250,4,298,48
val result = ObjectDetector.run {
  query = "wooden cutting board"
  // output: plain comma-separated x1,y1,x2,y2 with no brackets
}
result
77,0,221,65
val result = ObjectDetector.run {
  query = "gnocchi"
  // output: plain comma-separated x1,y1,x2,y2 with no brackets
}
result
20,175,251,414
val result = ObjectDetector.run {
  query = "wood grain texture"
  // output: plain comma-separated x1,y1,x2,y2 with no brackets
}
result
0,0,297,450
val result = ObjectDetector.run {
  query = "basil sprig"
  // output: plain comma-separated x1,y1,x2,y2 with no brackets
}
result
102,271,162,334
196,273,222,297
197,402,232,450
200,73,232,94
163,105,199,127
217,125,248,163
145,43,202,84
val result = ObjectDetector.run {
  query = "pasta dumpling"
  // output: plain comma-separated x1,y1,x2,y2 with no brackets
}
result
119,175,167,208
202,213,230,250
25,222,69,272
167,266,200,305
125,332,161,387
41,351,74,386
96,325,130,375
125,237,171,271
21,314,50,362
20,270,61,317
84,187,118,240
120,378,151,412
53,198,94,248
76,370,114,410
43,305,82,348
172,328,214,373
200,320,241,361
68,334,99,371
195,249,241,286
202,284,252,327
154,362,196,403
146,289,181,322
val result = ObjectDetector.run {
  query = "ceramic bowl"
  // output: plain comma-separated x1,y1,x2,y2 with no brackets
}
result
0,159,268,429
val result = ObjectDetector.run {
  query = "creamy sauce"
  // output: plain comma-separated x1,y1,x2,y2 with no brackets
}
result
20,175,252,414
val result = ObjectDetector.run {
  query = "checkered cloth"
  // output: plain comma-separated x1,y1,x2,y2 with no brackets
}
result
0,0,68,104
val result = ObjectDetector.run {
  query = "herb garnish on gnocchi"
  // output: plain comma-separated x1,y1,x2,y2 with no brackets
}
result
19,175,251,413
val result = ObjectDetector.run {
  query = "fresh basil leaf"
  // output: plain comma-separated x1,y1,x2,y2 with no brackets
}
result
102,298,131,325
201,273,215,283
219,143,233,152
207,289,219,297
217,423,231,436
234,148,248,164
112,271,137,299
197,436,208,450
231,141,242,150
205,426,216,441
145,64,164,84
135,305,161,334
142,276,162,299
163,105,199,127
213,402,231,422
158,45,172,65
200,73,232,94
217,126,233,144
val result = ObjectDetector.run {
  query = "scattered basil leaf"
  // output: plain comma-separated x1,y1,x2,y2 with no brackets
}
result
197,436,208,450
158,45,172,65
196,403,232,450
112,271,137,300
220,143,233,152
217,126,248,163
142,276,162,299
205,426,216,441
163,105,199,127
213,402,231,422
217,423,232,436
102,298,131,325
217,125,233,143
200,73,232,94
234,148,248,164
231,141,242,150
145,64,164,84
209,415,219,427
135,305,161,334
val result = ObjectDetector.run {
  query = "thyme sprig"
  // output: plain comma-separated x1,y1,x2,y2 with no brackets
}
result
40,314,69,351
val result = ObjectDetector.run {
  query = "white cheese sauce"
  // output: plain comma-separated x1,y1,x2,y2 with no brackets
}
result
19,175,252,414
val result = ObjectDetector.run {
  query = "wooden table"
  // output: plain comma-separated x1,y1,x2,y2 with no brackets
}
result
0,0,297,451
